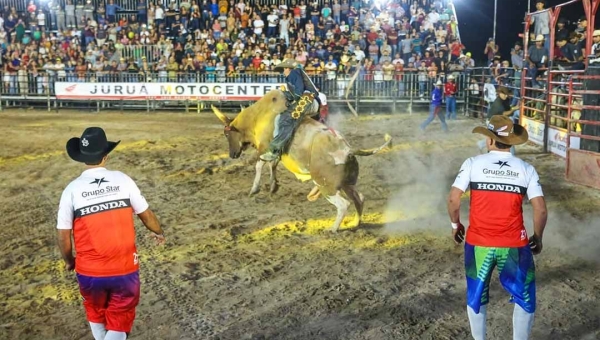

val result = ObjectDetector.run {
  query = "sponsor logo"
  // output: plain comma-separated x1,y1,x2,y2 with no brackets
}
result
482,168,520,177
83,84,280,97
494,160,510,169
471,182,526,194
81,185,120,197
90,177,109,188
75,199,131,217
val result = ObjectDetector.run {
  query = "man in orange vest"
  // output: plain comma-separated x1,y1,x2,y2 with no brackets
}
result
57,127,165,340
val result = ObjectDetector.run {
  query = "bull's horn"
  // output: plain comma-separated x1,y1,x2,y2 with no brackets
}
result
211,105,232,125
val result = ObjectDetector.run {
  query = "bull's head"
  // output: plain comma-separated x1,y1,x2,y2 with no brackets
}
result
211,105,248,159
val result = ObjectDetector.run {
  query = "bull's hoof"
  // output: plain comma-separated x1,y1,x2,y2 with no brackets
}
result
249,187,260,196
270,182,279,194
307,186,321,201
328,226,340,233
349,217,362,228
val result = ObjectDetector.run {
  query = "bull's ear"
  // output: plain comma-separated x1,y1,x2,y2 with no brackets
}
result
211,105,232,126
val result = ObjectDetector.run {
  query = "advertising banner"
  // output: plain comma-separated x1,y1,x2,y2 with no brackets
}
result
521,117,580,158
55,82,284,101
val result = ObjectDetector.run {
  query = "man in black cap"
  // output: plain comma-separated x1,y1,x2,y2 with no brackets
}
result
56,127,165,340
260,58,320,162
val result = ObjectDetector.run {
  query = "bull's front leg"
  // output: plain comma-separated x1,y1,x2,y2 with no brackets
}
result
268,160,279,194
250,159,266,196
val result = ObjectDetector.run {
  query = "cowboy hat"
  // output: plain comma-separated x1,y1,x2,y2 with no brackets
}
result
66,127,120,163
473,116,528,146
435,80,443,86
447,74,455,80
275,58,300,69
533,34,545,42
594,30,600,37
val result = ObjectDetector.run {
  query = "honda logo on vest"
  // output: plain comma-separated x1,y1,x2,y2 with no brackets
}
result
476,183,522,194
77,200,130,217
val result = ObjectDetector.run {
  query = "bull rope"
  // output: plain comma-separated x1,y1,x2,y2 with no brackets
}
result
344,66,361,117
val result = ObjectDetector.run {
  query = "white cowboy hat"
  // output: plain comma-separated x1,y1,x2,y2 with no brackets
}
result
594,30,600,37
435,80,443,86
533,34,545,42
447,74,455,80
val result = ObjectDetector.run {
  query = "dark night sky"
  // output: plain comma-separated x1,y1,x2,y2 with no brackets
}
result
453,0,599,64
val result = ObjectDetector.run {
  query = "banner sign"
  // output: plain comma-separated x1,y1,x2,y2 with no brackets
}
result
55,82,284,101
521,117,580,158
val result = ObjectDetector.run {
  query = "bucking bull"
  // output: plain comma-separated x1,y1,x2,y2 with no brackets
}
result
210,89,392,232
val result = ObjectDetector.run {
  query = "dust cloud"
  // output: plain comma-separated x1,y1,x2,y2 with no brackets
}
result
522,208,600,263
382,133,465,234
380,128,600,263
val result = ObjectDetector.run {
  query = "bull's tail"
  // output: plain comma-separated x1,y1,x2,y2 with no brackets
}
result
352,134,393,156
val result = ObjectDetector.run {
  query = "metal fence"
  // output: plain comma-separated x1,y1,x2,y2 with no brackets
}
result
0,70,470,113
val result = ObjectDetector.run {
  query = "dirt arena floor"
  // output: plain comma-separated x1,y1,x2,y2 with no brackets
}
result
0,108,599,340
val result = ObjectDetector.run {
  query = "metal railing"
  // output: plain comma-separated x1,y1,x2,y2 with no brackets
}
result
0,70,471,113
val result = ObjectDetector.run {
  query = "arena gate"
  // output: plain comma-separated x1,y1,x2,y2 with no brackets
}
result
520,0,600,189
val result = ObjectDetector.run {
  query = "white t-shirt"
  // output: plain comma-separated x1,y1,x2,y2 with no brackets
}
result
267,14,279,27
253,19,264,34
56,167,149,277
57,167,149,230
452,151,543,247
155,7,164,19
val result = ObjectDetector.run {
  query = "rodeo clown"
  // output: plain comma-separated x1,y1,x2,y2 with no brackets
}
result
260,59,321,162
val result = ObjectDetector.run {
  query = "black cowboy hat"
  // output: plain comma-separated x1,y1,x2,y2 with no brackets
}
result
66,127,120,163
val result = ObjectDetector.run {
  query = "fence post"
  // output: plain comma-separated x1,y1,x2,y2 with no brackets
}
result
354,77,359,115
392,80,397,114
47,87,51,112
543,64,553,153
408,73,413,115
462,74,468,116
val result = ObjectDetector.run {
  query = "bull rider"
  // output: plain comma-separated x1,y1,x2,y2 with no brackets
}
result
259,59,320,162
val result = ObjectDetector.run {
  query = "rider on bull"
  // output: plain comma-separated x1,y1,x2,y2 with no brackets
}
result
260,58,320,162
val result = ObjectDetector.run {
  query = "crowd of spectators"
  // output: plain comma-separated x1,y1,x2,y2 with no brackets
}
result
0,0,473,96
478,0,595,112
464,0,599,124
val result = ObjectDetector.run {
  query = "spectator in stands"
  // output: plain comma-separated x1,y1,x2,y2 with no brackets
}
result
555,36,584,70
526,35,548,89
484,38,498,65
531,0,550,50
0,0,472,103
590,30,600,65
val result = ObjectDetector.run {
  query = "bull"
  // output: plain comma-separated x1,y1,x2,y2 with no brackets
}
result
210,89,392,232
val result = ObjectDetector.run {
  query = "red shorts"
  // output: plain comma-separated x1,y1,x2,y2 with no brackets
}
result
76,271,140,332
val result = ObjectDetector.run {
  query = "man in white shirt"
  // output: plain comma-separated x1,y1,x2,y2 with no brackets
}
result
267,10,279,37
279,15,290,45
253,13,264,35
590,30,600,64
